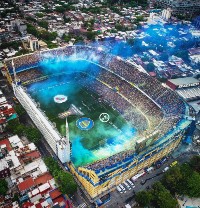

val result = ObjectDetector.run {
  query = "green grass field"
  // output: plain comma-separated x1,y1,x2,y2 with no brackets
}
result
27,62,137,167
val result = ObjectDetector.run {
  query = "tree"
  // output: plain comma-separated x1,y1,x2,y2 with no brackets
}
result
14,124,25,136
64,15,71,23
15,49,30,56
38,21,48,30
135,190,152,206
35,13,44,18
63,34,72,42
43,6,53,13
75,36,84,44
115,23,124,31
0,41,21,50
86,31,96,41
162,166,183,194
146,63,155,72
178,163,194,195
151,182,178,208
135,15,144,23
44,157,77,195
187,171,200,197
38,30,58,41
44,157,61,175
25,127,41,144
0,179,8,196
46,41,58,49
26,16,37,22
55,171,77,195
190,155,200,173
12,193,19,202
55,6,66,13
5,119,20,132
27,24,38,37
89,19,95,27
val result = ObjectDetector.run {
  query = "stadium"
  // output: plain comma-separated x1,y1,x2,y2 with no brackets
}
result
4,46,194,201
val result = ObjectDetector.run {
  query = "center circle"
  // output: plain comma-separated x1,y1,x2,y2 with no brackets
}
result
54,95,68,103
76,117,94,130
99,113,110,122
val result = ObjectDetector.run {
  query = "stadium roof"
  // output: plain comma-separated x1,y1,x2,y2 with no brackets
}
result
168,77,200,86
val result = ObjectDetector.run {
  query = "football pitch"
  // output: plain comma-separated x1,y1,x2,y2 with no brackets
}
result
27,61,137,167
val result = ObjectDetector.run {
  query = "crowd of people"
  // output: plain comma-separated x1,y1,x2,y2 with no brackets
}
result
72,46,187,171
4,46,189,171
86,149,134,171
40,46,75,61
97,70,163,130
80,77,148,132
14,68,44,84
5,53,40,72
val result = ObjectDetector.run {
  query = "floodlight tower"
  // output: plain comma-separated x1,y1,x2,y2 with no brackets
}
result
12,59,21,85
56,117,71,163
12,59,17,84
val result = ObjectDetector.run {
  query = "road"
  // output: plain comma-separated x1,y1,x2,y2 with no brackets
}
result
104,143,199,208
1,75,199,208
0,76,88,208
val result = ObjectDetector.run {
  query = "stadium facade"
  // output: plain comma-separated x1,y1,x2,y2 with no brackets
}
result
3,46,194,201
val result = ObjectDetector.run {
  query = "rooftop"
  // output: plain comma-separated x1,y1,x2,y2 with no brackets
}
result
8,135,24,149
188,47,200,55
18,177,35,192
168,77,200,86
23,150,40,160
0,138,12,152
49,189,62,200
0,158,9,171
34,172,53,186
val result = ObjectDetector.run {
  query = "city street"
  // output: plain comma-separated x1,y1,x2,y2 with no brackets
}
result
0,75,199,208
0,0,199,207
104,142,199,208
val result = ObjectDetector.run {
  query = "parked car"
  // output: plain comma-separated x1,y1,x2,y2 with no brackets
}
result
162,166,169,172
123,181,131,190
170,161,178,167
117,186,123,194
127,179,135,188
119,184,126,193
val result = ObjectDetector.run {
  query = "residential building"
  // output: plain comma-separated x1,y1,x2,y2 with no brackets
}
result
155,0,200,16
29,37,39,51
0,89,16,132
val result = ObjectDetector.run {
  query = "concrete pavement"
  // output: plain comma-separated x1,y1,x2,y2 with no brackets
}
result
104,143,199,208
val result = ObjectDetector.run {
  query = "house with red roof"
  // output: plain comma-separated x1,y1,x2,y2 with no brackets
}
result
18,177,35,193
0,89,17,132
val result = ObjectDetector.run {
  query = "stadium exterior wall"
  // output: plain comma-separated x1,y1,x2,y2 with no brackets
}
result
4,47,193,202
69,132,184,201
12,83,71,163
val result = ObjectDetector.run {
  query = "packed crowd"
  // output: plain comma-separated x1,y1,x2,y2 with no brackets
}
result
78,75,148,131
14,68,44,83
5,53,40,72
86,149,134,171
96,70,163,129
72,46,186,117
5,46,188,171
107,57,186,116
157,116,181,138
92,82,148,131
40,46,75,61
